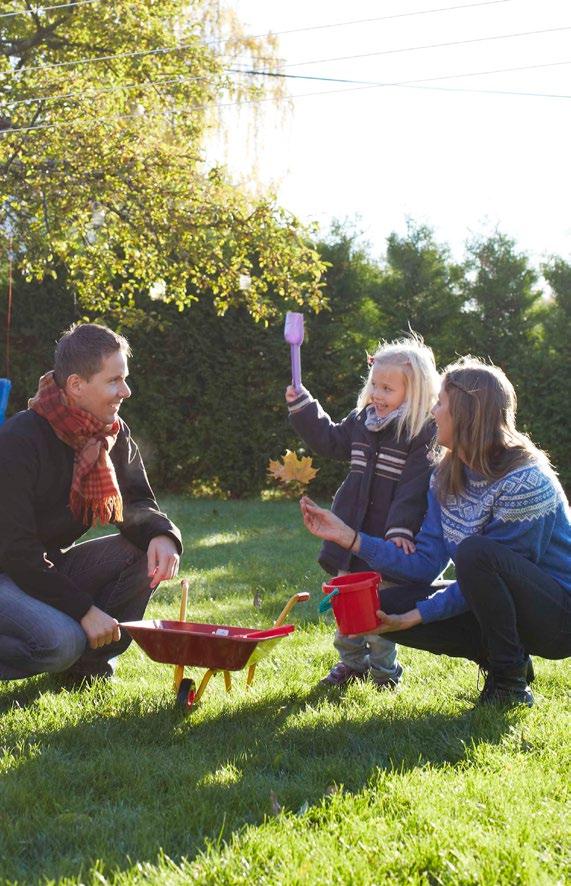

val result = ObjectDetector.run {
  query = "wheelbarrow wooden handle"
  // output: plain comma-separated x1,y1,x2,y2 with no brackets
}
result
247,592,310,689
178,579,189,621
274,591,310,627
173,579,190,690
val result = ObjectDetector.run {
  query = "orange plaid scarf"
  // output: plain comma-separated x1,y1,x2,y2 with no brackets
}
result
29,371,123,527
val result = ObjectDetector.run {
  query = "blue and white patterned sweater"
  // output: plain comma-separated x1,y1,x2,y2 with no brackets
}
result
358,461,571,623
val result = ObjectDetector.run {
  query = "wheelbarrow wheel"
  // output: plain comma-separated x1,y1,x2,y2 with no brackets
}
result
176,677,197,712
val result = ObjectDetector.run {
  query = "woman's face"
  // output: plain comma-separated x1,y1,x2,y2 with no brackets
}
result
431,382,454,449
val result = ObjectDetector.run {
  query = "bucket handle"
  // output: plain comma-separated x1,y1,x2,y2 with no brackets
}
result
318,587,340,614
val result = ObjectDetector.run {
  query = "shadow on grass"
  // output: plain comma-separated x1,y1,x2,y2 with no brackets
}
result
0,680,516,883
0,672,65,713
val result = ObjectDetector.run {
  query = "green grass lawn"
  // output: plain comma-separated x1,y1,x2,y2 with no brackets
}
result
1,498,569,885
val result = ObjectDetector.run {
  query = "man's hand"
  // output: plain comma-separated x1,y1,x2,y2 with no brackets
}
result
285,385,299,403
389,536,416,555
80,606,121,649
300,496,357,550
147,534,180,589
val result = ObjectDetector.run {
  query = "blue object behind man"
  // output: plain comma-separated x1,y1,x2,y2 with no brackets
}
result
0,379,11,425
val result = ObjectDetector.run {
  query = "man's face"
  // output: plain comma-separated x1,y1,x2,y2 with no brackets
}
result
66,350,131,425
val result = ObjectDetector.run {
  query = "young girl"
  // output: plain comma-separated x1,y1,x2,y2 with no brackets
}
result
286,335,440,689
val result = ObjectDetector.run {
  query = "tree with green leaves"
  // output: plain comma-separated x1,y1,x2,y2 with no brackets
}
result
529,259,571,491
0,0,324,320
458,232,544,371
374,222,464,364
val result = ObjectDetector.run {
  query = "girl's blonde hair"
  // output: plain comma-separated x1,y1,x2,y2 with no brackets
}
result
434,356,547,500
357,333,440,441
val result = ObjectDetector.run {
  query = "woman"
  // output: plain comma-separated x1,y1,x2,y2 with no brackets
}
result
301,357,571,707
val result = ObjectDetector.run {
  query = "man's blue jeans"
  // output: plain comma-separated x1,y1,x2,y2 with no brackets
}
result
0,534,151,681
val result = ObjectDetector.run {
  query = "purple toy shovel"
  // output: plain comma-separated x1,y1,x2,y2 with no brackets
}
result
284,312,304,392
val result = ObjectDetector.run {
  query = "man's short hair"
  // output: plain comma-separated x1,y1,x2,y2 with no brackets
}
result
53,323,131,388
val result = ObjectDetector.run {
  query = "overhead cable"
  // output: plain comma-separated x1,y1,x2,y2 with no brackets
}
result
2,22,570,81
0,41,200,79
4,66,571,138
282,24,571,68
0,0,102,18
3,57,571,113
265,1,517,37
0,0,512,23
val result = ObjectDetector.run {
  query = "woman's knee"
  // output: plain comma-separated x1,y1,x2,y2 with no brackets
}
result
455,534,500,574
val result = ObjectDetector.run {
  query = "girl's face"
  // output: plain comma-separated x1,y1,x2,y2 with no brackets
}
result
431,382,454,449
370,365,407,418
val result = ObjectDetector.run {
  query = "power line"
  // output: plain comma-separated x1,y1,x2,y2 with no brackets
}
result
0,40,201,79
233,58,571,88
0,0,515,29
0,0,515,25
273,1,517,36
3,56,571,115
237,63,571,100
404,81,571,100
3,20,569,82
2,70,215,108
1,79,568,140
282,24,571,68
3,59,571,138
203,0,519,44
0,0,102,18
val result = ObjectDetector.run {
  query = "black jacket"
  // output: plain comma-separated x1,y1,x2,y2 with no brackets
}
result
0,409,182,620
289,390,434,575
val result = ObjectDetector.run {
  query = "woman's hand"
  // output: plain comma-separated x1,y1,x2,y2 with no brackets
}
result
300,496,356,549
389,536,416,555
349,608,422,637
285,385,298,403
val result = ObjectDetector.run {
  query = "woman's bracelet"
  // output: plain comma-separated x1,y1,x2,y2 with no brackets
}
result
348,529,359,551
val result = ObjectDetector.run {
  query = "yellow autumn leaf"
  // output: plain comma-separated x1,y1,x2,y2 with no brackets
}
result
282,450,319,484
267,450,318,488
267,458,288,482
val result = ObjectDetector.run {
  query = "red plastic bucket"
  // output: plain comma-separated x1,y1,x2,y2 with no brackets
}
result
320,571,382,634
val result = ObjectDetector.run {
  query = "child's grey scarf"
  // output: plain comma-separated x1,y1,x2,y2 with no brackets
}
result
364,403,407,432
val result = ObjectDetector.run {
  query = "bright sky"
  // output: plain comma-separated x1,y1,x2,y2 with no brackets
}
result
220,0,571,266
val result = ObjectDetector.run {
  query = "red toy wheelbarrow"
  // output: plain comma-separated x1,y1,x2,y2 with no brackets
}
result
121,580,309,712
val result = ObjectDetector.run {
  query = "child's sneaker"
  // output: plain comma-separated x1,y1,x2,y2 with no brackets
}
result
320,661,368,687
370,664,403,691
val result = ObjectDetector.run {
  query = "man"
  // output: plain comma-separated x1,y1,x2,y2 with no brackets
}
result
0,323,182,683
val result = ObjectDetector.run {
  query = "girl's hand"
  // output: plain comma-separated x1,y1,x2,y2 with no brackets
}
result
389,536,416,555
285,385,298,403
300,496,356,549
349,608,422,637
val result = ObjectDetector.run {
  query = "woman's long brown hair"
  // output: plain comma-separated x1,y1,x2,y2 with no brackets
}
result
434,357,548,500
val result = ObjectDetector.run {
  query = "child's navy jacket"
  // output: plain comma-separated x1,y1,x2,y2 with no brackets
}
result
288,389,435,575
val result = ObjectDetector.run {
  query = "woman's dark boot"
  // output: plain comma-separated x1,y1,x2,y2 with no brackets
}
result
478,658,534,707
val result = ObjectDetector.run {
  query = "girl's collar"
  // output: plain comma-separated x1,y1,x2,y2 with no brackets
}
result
364,402,407,432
